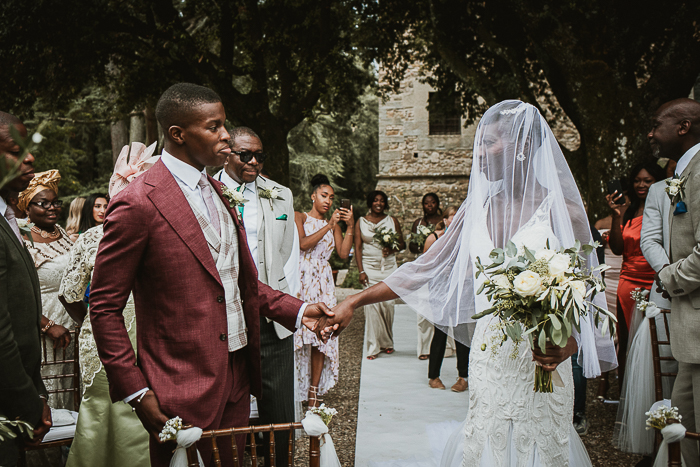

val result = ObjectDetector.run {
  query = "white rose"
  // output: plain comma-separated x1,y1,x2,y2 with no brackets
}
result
491,274,511,289
535,249,555,262
568,280,587,297
16,218,29,228
513,270,543,297
548,253,571,277
383,234,391,242
668,185,679,196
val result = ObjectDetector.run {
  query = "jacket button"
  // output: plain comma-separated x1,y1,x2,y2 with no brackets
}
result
217,296,224,303
220,333,227,341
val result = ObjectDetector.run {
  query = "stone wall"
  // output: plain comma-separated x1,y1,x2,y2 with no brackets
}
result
376,65,474,251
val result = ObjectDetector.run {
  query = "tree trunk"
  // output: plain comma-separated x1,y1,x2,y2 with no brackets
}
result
111,119,129,166
145,104,158,146
129,110,146,144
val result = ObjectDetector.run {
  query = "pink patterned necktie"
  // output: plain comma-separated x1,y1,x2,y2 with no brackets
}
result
4,204,23,244
198,174,221,236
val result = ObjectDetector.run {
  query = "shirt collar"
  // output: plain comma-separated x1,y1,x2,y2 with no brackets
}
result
675,141,700,177
160,150,207,190
216,169,257,195
0,196,7,220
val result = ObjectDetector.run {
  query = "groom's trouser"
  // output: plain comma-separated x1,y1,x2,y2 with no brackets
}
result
673,362,700,467
258,317,295,467
149,350,251,467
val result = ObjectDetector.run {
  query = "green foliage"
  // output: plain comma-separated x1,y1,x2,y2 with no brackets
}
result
341,268,364,290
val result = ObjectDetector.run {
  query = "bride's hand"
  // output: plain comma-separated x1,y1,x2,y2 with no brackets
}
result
531,336,578,371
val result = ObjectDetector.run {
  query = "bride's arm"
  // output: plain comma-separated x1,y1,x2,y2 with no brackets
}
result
325,282,398,337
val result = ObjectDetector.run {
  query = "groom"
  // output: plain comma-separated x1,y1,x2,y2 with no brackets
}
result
89,83,335,467
650,98,700,467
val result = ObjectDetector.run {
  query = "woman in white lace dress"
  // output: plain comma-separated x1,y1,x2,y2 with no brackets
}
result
19,170,77,410
331,101,617,466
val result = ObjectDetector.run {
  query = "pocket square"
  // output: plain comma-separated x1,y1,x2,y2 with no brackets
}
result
674,201,688,216
276,214,288,221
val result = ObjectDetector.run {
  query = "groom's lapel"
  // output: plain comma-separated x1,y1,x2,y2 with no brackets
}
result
144,161,221,285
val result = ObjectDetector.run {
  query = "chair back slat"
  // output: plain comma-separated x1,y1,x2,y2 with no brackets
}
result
249,430,258,465
231,432,239,467
288,430,295,466
40,327,81,409
268,424,276,466
211,436,221,466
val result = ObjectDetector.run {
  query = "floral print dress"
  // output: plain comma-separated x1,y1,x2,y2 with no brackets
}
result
294,214,340,399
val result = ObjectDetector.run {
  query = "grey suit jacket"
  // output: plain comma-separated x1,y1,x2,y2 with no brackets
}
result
0,215,47,426
659,150,700,363
215,172,297,339
640,180,672,309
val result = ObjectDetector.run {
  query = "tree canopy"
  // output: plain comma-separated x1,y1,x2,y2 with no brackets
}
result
1,0,375,185
369,0,700,216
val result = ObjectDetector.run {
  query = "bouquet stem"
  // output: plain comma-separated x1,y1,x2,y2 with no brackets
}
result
534,366,553,393
380,257,385,272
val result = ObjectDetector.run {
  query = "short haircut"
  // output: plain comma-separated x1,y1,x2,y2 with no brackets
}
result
231,127,261,146
366,190,389,211
155,83,222,131
0,111,21,127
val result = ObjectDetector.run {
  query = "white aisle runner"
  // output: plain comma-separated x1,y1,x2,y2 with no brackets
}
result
355,305,469,466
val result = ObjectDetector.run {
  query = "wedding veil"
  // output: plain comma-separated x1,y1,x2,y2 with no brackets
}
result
383,100,617,378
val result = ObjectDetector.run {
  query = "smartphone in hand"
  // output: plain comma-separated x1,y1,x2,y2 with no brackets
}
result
606,179,625,205
340,199,351,210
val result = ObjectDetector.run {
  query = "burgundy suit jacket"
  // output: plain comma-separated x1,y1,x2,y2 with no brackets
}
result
89,159,303,428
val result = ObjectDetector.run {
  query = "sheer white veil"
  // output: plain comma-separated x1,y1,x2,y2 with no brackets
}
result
384,100,617,378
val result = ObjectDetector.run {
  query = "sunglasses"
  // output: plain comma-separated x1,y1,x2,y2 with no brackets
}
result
29,200,64,210
232,150,267,164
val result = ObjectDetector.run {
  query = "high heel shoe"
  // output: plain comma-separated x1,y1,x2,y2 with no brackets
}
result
308,385,323,408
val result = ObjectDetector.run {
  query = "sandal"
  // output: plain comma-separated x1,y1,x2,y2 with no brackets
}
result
418,354,429,360
381,348,395,354
367,354,378,360
308,385,323,408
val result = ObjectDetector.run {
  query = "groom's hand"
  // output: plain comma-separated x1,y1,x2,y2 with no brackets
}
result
301,303,338,342
532,336,578,372
130,390,170,442
321,299,355,340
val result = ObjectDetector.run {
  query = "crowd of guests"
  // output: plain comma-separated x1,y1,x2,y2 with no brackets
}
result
3,84,700,467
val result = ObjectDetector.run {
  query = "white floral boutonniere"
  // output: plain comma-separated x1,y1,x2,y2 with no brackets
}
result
665,174,688,204
258,186,284,211
16,218,34,246
221,186,248,221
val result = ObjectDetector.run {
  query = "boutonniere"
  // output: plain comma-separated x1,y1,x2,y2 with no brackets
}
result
221,186,248,221
16,218,34,246
666,174,688,205
258,186,284,211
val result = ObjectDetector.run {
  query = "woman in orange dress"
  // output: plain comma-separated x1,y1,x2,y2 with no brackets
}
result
598,161,664,399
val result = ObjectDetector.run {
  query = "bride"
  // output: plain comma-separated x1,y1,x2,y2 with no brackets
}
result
331,100,617,466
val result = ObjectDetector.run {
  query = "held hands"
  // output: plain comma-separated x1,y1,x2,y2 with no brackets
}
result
130,390,170,442
301,303,338,342
25,399,52,446
531,336,578,372
320,298,356,341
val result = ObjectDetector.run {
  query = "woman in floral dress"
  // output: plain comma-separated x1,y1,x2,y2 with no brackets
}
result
293,174,354,407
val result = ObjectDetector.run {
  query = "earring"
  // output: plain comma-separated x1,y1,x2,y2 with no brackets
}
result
516,153,526,162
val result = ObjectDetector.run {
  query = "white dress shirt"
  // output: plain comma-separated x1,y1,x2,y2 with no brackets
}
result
675,142,700,177
216,170,259,265
0,196,7,222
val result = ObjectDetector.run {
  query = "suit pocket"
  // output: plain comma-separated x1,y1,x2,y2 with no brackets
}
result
690,293,700,310
278,276,289,292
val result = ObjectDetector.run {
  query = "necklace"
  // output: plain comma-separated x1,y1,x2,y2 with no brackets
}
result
31,225,60,240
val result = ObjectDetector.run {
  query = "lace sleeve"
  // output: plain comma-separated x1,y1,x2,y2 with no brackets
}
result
59,226,103,303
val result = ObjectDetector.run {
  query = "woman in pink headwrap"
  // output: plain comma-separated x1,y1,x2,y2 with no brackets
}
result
59,142,157,467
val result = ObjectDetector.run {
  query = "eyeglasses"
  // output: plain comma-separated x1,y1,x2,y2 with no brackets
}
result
232,150,267,164
29,200,63,210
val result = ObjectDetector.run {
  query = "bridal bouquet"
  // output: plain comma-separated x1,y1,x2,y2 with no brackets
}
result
373,226,401,271
409,224,435,250
473,240,615,392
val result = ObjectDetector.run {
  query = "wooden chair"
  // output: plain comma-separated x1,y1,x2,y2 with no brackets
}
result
658,419,700,467
185,422,321,467
649,309,679,453
18,326,80,466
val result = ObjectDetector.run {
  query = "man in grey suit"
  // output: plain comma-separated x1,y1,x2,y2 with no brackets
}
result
214,127,298,466
0,112,52,466
650,98,700,467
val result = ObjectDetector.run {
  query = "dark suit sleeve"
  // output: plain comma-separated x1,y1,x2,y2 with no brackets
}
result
90,192,149,401
257,281,304,331
0,238,43,425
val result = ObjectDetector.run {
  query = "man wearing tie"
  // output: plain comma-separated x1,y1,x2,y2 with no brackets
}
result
215,127,299,466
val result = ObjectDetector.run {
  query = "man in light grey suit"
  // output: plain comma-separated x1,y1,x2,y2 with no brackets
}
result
215,127,298,466
640,172,677,398
650,98,700,467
